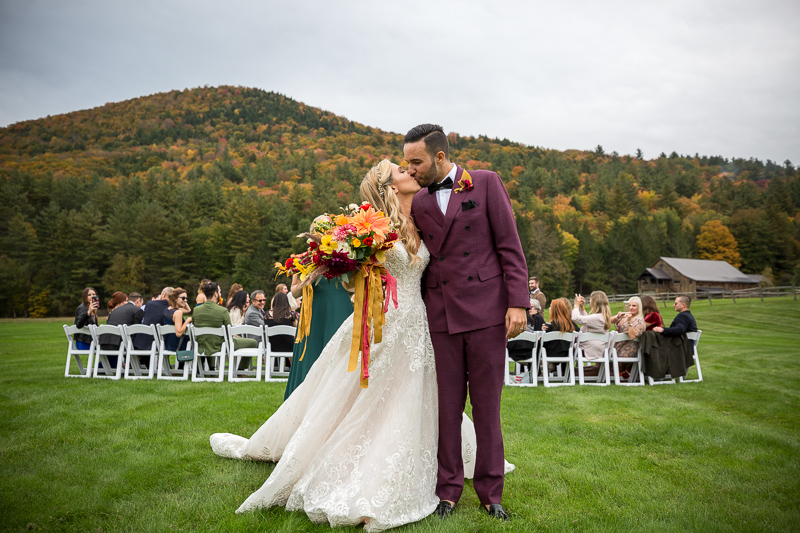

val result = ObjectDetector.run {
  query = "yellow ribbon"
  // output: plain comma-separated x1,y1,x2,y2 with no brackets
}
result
294,283,314,360
347,264,387,388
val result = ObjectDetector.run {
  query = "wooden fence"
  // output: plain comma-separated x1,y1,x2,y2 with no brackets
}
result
605,286,798,305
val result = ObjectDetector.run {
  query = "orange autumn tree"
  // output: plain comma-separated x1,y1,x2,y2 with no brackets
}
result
696,220,742,268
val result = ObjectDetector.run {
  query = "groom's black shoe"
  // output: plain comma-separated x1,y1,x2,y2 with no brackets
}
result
434,500,455,518
482,503,510,520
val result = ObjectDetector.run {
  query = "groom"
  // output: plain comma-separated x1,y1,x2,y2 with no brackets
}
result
406,124,529,520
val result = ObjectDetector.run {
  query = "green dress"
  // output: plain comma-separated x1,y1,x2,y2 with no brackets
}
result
283,279,353,400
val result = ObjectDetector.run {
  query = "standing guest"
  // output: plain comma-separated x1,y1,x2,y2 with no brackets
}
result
195,279,211,305
653,295,697,337
571,291,612,361
611,296,647,377
164,287,192,353
133,287,172,351
641,295,664,331
283,274,353,400
74,287,100,350
227,283,244,307
193,282,257,369
227,289,250,326
529,276,546,311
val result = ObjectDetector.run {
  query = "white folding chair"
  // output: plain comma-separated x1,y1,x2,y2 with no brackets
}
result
679,330,703,383
575,331,614,386
63,324,95,378
504,331,541,387
226,324,265,382
156,323,190,381
189,325,228,382
538,331,576,387
611,333,645,386
122,324,158,380
90,324,125,380
266,325,296,382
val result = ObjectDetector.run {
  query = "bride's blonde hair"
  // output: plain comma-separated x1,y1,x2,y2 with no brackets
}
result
360,159,420,262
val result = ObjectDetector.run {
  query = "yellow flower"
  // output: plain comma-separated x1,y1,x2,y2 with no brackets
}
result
321,235,332,245
352,238,362,247
335,214,349,226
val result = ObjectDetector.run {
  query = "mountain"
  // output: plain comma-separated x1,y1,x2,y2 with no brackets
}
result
0,86,798,317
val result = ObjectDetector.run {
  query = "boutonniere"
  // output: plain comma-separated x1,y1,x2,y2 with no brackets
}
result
453,171,474,194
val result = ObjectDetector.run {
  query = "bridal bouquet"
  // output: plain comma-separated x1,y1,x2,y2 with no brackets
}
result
275,202,400,388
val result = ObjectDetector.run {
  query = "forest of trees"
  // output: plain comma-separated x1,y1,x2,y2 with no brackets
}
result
1,86,798,317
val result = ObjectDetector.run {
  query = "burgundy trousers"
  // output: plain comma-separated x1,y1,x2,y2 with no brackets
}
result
431,323,506,505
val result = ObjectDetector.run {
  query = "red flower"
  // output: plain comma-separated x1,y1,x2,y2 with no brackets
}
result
360,203,371,211
363,236,374,246
309,241,318,249
286,257,294,268
387,232,398,241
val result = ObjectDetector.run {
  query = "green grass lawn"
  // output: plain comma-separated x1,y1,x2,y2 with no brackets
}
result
1,298,799,532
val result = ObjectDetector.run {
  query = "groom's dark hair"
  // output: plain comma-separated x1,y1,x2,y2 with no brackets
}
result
405,124,449,160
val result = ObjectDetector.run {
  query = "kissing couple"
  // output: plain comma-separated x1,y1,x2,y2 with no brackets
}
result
210,124,530,531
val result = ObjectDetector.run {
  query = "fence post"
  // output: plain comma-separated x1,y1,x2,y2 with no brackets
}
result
708,292,712,306
760,287,764,302
794,285,797,301
732,289,736,304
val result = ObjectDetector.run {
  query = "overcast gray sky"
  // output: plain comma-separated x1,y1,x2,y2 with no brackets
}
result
1,0,798,164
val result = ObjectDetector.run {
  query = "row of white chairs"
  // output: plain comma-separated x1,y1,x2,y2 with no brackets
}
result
63,323,297,382
505,330,703,388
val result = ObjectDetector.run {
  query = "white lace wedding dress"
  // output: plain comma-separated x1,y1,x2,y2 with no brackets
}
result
210,242,510,531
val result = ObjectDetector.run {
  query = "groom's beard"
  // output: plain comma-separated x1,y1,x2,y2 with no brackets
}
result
418,164,440,188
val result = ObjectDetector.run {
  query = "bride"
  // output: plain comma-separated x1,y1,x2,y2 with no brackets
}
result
210,159,510,531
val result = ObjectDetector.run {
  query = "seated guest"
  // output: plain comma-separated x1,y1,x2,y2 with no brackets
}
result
99,292,144,369
195,279,211,305
641,295,663,331
572,291,612,368
542,297,576,374
227,289,249,325
244,289,268,334
507,298,545,375
611,296,647,377
193,282,257,370
133,287,172,350
266,291,298,357
128,292,144,310
227,283,244,307
275,282,300,311
163,288,192,353
653,295,697,338
74,287,100,350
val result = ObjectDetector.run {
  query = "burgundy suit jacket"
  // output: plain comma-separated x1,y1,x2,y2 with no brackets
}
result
411,165,529,334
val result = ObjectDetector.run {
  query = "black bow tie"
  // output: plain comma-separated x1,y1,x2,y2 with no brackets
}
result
428,177,453,194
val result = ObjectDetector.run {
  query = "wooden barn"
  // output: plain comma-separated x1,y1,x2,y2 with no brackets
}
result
637,257,759,294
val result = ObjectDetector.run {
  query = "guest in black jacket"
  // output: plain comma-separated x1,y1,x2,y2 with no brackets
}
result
133,287,173,350
74,287,100,349
653,295,697,340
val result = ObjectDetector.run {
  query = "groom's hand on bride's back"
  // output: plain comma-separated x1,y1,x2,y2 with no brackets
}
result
505,307,527,339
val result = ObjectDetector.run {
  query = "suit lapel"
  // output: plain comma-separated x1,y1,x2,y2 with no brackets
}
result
440,165,464,238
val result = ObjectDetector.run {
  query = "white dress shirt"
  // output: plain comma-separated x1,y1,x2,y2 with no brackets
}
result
435,163,458,215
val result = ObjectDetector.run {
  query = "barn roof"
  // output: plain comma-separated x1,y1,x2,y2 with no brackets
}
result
658,257,756,284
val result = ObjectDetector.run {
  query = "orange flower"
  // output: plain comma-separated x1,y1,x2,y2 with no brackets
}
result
350,207,391,241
